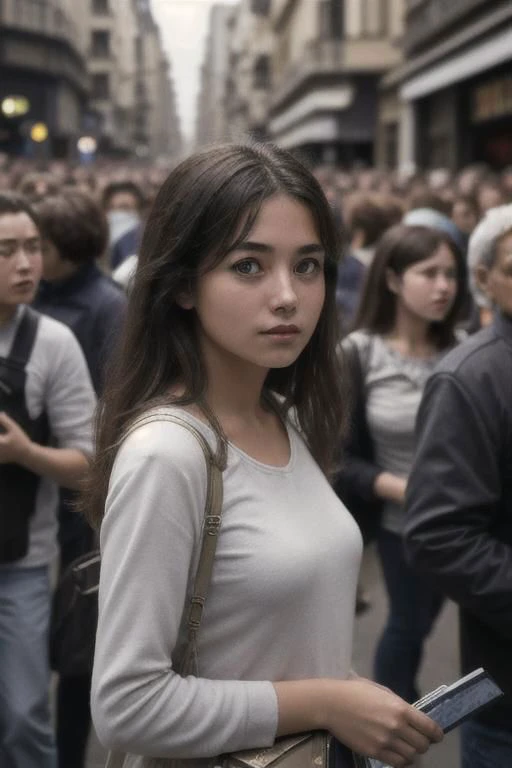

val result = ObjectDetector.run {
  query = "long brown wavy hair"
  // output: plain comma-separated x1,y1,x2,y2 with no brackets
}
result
81,142,346,528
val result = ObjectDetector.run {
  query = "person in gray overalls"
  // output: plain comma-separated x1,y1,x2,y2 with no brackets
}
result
0,192,96,768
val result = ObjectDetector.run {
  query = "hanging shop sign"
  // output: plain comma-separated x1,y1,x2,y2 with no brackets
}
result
473,76,512,123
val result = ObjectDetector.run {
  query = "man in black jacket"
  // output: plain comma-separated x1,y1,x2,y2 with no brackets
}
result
404,204,512,768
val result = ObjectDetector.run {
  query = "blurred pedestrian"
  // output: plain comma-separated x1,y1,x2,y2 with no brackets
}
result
451,195,479,239
404,204,512,768
476,176,504,215
336,223,468,703
33,190,127,768
17,171,60,203
336,193,402,335
0,193,96,768
102,180,145,270
83,143,443,768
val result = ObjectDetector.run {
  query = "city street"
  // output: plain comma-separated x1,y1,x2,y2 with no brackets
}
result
85,543,461,768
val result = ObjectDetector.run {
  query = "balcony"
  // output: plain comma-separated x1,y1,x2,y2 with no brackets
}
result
272,39,345,108
0,0,81,54
405,0,490,53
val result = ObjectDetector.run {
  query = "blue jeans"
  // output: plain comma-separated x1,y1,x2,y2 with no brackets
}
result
0,565,57,768
461,720,512,768
373,529,444,703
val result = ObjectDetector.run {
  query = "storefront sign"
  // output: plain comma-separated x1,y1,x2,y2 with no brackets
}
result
473,77,512,123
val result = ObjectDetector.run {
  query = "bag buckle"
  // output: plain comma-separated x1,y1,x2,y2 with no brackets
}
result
205,515,221,535
188,596,205,629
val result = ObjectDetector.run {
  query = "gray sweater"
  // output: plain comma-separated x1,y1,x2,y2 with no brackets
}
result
346,331,440,534
92,408,362,764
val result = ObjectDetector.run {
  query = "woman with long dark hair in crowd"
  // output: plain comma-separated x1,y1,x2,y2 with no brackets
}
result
337,224,468,704
84,143,443,768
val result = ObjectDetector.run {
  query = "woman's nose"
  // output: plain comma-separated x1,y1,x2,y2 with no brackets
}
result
270,272,298,312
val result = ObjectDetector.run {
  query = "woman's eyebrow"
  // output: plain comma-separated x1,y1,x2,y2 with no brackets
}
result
231,241,324,255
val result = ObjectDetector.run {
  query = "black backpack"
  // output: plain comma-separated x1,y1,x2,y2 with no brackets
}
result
0,308,49,563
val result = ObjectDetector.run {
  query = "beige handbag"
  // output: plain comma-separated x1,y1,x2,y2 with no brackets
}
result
105,412,368,768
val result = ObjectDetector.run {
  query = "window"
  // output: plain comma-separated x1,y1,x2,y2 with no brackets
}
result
92,74,110,100
92,0,109,13
253,55,271,90
384,123,398,169
362,0,384,36
91,30,110,58
250,0,270,14
319,0,344,39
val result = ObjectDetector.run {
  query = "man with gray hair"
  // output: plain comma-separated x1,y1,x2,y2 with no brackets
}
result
466,204,512,329
404,205,512,767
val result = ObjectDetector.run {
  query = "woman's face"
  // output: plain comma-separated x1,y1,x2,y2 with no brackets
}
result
0,212,42,323
187,193,326,374
390,242,459,324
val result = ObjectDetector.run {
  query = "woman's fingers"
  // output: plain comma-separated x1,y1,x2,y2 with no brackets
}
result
406,706,444,743
399,723,432,754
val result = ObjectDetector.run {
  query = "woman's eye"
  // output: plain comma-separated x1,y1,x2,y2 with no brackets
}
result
296,258,321,275
232,259,261,276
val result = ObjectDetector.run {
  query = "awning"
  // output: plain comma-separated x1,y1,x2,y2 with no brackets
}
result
401,26,512,101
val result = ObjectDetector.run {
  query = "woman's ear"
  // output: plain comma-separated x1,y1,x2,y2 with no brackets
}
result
176,281,195,310
474,264,492,301
385,268,401,295
176,292,194,310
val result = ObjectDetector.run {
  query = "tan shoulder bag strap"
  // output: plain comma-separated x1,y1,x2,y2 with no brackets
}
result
105,411,225,768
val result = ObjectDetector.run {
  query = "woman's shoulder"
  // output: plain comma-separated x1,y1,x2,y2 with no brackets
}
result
116,406,215,473
340,331,377,373
341,329,372,353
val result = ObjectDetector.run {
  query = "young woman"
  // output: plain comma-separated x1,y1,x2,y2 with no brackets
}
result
337,224,468,704
85,144,443,768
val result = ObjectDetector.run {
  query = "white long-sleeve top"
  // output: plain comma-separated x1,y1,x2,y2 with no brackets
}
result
91,408,362,765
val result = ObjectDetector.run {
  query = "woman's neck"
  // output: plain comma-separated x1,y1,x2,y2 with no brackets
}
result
205,367,269,427
385,306,433,358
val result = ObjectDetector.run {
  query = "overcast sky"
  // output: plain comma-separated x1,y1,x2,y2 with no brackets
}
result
150,0,238,143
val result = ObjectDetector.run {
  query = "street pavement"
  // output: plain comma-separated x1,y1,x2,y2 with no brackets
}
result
86,543,461,767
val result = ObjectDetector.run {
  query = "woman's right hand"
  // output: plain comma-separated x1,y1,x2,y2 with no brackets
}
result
322,678,443,767
274,677,443,768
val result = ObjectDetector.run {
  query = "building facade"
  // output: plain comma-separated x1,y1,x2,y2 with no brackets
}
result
0,0,88,158
399,0,512,171
196,4,234,146
0,0,182,161
86,0,139,157
268,0,404,166
135,1,182,161
196,0,274,147
225,0,274,143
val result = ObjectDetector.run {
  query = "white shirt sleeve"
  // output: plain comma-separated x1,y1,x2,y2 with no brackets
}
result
26,316,96,453
91,420,278,758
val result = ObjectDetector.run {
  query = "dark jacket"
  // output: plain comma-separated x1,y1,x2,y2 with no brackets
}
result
336,253,366,336
110,224,141,271
334,336,382,543
34,263,127,395
404,312,512,729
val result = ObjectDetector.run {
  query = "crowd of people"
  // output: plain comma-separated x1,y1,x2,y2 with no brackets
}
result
0,145,511,768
